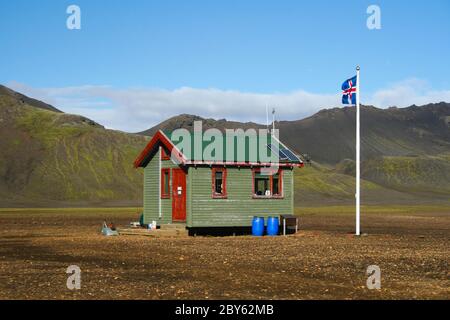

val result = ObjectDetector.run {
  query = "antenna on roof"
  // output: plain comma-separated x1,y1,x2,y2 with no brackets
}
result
272,107,276,135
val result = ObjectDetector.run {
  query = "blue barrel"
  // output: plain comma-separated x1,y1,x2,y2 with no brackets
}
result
252,217,264,236
267,216,279,236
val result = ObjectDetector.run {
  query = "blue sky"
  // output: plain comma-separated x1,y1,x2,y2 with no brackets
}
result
1,0,449,131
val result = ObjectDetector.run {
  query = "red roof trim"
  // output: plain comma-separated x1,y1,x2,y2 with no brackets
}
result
186,160,304,168
133,130,186,168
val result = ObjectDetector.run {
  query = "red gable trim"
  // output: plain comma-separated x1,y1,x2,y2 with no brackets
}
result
133,130,187,168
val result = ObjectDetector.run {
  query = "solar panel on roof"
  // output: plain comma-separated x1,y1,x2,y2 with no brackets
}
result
267,144,288,160
279,147,300,162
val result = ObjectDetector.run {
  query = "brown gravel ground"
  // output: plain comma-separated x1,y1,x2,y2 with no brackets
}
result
0,207,448,300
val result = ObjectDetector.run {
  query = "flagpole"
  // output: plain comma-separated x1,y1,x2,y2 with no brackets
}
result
356,65,361,236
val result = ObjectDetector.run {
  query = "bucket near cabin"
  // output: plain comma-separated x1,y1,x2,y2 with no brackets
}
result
252,217,264,236
267,216,279,236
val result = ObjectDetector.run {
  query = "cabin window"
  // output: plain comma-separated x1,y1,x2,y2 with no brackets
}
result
161,168,170,198
161,147,170,160
252,168,283,198
272,172,281,196
254,172,270,196
212,167,227,198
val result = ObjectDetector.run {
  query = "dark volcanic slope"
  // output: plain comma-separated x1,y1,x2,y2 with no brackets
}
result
0,84,62,113
138,114,264,136
279,104,450,164
142,104,450,164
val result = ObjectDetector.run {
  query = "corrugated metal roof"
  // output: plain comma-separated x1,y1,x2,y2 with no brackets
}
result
134,130,303,168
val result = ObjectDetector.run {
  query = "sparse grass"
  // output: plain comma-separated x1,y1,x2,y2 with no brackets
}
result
294,164,386,201
15,107,92,146
363,155,450,194
0,207,142,218
296,205,450,216
294,155,450,206
1,205,449,218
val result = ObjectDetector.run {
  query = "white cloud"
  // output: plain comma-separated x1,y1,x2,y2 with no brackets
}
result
6,82,339,132
367,78,450,107
6,79,450,132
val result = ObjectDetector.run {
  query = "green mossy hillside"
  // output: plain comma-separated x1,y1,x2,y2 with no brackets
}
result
0,96,148,206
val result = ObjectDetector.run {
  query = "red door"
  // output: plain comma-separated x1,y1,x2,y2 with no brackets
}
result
172,168,186,222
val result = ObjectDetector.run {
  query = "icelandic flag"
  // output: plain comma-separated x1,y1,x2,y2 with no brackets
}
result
342,75,357,105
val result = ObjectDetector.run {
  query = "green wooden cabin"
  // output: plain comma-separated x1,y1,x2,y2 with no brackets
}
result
134,130,303,229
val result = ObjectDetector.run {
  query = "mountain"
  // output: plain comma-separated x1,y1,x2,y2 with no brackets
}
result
0,86,147,207
140,104,450,165
141,104,450,204
0,85,62,113
279,104,450,164
138,114,263,136
1,84,449,207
